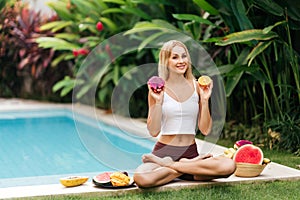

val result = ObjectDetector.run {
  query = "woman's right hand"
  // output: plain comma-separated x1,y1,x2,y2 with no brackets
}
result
148,84,164,105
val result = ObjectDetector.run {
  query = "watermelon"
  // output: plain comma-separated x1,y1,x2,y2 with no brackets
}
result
233,144,264,164
93,172,112,184
147,76,165,93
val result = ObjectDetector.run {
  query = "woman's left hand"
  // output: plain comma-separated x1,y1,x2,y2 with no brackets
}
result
199,80,213,101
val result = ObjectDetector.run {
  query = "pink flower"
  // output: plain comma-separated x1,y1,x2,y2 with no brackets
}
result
96,22,103,31
72,49,79,57
78,48,89,55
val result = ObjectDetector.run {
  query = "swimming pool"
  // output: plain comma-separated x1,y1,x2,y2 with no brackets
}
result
0,109,154,188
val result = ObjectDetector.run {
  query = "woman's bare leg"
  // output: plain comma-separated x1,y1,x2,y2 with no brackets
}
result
141,153,236,180
133,159,182,188
170,156,236,179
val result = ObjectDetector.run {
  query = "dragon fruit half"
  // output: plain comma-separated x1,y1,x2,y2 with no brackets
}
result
147,76,165,93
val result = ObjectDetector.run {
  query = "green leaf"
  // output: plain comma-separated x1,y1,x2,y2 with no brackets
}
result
54,33,80,41
216,30,278,46
138,32,165,52
101,8,124,15
113,66,119,85
225,71,243,97
193,0,219,15
51,53,70,67
225,48,250,97
253,0,284,17
36,37,80,50
98,86,109,102
231,0,253,30
94,0,108,10
71,0,100,16
40,21,73,32
52,76,73,92
124,21,175,35
247,41,273,66
121,6,151,20
99,17,118,32
262,21,286,34
46,1,73,20
76,84,92,99
103,0,125,4
172,14,216,27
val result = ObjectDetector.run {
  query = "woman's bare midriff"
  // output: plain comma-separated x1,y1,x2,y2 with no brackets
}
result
158,134,196,146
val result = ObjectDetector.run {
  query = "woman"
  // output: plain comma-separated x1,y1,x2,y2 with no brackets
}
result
133,40,236,188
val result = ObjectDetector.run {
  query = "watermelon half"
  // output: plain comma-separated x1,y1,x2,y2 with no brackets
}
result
233,144,264,164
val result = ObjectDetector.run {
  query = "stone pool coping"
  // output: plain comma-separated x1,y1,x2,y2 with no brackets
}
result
0,98,300,199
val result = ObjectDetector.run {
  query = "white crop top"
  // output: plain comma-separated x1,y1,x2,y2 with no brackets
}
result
160,80,199,135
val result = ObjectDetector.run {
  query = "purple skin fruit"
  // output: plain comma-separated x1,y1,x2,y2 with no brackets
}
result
234,140,253,149
147,76,165,94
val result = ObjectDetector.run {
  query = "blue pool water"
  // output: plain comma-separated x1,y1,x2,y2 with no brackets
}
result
0,109,154,187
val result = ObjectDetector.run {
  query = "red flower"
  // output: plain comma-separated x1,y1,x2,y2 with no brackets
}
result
72,49,79,57
78,48,89,55
96,22,103,31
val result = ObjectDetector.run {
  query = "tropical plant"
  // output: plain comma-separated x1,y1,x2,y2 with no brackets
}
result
32,0,300,151
123,0,300,152
36,0,212,112
0,0,70,100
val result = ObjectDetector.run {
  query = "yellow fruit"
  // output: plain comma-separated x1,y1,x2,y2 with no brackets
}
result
224,148,236,159
110,172,130,187
60,176,89,187
263,158,271,165
198,76,212,89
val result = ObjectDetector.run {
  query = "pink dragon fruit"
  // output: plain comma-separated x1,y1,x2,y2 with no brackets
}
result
234,140,253,149
147,76,165,93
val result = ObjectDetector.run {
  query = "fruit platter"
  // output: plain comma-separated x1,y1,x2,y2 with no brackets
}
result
224,140,271,177
92,171,135,188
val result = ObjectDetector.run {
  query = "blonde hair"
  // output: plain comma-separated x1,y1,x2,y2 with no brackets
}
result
158,40,194,81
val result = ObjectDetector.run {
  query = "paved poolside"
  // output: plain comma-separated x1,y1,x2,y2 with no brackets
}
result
0,98,300,199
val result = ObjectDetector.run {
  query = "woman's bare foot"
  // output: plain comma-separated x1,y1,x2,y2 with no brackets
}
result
142,154,174,167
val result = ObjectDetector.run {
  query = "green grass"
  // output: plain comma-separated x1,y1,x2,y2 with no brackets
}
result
25,180,300,200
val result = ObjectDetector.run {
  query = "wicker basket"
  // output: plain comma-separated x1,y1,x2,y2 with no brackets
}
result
234,162,267,177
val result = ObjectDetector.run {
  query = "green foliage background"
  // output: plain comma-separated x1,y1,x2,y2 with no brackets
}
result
0,0,299,153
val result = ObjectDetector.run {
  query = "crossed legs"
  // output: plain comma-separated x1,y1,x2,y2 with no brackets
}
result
133,154,236,188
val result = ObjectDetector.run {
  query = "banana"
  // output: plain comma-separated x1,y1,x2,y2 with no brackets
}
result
262,158,271,165
224,148,236,159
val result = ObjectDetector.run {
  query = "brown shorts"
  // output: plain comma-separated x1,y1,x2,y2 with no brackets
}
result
152,141,199,180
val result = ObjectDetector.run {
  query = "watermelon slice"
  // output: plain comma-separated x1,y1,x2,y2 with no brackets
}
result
233,144,264,164
93,172,113,184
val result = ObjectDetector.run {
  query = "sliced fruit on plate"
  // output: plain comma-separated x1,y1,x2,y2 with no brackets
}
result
60,176,89,187
110,172,131,187
233,144,264,164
